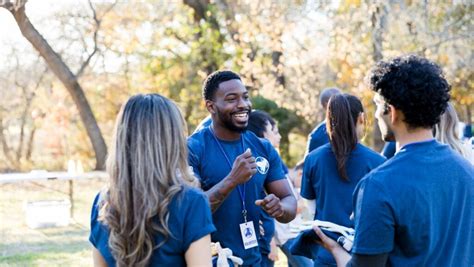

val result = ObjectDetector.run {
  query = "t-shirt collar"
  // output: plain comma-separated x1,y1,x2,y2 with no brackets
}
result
399,138,437,152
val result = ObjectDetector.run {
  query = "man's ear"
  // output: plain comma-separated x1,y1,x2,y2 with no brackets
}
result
389,105,400,124
205,100,215,114
357,112,365,126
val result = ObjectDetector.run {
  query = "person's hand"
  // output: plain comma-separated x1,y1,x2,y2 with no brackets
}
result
313,226,341,252
268,238,279,261
314,226,352,266
229,148,257,185
255,194,284,218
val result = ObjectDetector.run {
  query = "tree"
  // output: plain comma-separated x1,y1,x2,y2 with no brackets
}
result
0,0,114,169
252,95,309,165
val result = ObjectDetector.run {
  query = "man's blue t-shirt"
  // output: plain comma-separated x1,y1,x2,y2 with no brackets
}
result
193,115,212,134
381,141,396,159
306,121,330,154
188,127,286,266
301,143,385,265
89,187,215,267
352,139,474,266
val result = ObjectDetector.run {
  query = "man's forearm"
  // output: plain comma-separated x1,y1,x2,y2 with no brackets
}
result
330,245,351,267
204,176,238,212
275,195,297,223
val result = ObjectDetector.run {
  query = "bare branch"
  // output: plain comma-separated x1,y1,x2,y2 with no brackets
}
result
76,0,117,77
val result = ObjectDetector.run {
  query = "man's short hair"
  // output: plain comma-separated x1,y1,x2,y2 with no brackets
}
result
368,55,450,129
320,88,342,109
247,110,275,138
202,70,241,101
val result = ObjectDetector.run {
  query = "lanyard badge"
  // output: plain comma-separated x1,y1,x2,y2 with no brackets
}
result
210,127,258,249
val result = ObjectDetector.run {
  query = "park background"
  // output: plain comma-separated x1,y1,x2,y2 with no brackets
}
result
0,0,472,266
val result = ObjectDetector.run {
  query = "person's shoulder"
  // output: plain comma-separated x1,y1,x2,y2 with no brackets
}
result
92,190,108,209
357,144,386,162
174,186,209,212
188,126,209,140
307,143,332,158
180,185,207,201
447,146,474,174
355,169,390,194
188,127,211,149
358,156,397,186
310,121,326,136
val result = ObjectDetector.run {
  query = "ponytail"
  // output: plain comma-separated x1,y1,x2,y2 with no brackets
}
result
326,94,363,181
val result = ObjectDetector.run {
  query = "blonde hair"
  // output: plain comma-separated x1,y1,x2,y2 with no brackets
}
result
435,102,470,159
99,94,198,267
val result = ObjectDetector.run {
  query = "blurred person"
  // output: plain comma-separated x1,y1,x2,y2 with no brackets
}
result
380,141,396,159
188,70,296,266
315,55,474,267
89,94,215,267
275,161,315,267
248,111,314,267
247,110,281,267
434,102,473,163
301,93,385,266
306,88,342,154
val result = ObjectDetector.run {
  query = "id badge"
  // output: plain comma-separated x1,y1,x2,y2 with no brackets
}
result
239,221,258,249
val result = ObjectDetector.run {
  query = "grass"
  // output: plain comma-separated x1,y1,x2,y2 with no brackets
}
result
0,178,106,267
0,177,290,266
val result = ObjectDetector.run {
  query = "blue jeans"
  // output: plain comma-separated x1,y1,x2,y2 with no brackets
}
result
280,238,314,267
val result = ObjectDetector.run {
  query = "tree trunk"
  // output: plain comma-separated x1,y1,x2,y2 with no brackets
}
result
371,3,387,152
3,3,107,169
465,105,472,125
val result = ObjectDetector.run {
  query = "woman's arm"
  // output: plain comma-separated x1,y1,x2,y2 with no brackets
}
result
92,247,108,267
185,234,212,267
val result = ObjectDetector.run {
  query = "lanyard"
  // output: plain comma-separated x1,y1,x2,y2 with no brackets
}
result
209,127,248,223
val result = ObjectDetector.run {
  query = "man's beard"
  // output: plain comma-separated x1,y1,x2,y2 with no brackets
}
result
382,127,396,142
216,110,248,133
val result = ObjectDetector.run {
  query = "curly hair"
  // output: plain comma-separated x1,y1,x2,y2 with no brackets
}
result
368,55,450,129
202,70,241,100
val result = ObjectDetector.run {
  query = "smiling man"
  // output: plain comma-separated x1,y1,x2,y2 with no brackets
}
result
188,70,296,266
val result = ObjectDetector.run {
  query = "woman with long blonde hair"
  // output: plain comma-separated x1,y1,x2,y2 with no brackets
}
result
434,102,473,163
89,94,215,267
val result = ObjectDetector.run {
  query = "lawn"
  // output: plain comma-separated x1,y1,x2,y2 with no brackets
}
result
0,177,289,266
0,178,106,267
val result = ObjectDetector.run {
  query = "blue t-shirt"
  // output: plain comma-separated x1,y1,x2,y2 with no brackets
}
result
193,115,212,134
89,186,216,267
301,143,385,265
188,127,286,266
381,141,396,159
352,139,474,266
306,121,330,154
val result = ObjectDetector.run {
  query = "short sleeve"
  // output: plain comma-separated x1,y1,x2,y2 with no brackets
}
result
264,142,285,184
89,193,101,247
182,190,216,251
307,124,329,153
352,178,395,254
300,156,316,200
